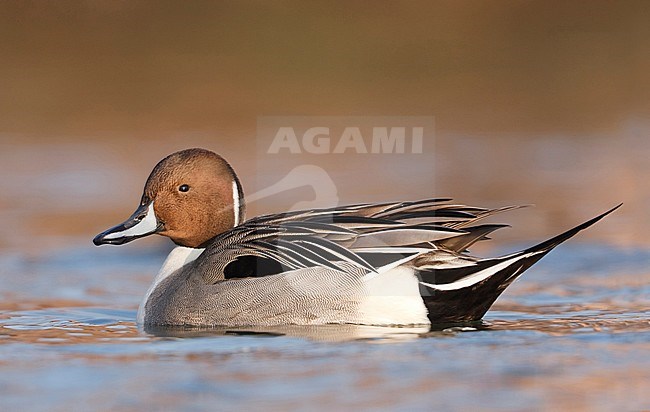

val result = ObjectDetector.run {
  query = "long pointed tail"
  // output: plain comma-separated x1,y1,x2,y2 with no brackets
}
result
418,204,622,323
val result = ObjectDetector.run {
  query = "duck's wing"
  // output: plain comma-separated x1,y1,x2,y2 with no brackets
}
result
195,198,515,284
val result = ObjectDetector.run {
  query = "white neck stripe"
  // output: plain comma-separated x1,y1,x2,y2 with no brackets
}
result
232,180,241,226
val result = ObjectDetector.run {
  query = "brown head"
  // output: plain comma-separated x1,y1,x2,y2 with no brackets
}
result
93,148,245,248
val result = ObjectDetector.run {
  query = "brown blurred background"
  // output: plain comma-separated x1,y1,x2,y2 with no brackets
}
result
0,1,648,251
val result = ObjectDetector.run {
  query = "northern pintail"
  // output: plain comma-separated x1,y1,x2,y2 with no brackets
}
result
93,148,620,327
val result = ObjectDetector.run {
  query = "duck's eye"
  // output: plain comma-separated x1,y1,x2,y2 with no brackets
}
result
178,184,190,193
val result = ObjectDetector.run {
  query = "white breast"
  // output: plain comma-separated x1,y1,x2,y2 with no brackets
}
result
136,246,205,324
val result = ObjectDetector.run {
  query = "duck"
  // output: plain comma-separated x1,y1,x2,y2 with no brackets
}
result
93,148,620,327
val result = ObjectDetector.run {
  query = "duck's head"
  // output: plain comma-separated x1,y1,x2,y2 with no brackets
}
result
93,148,245,248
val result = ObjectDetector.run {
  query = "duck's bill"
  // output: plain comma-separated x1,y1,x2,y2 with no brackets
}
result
93,202,162,246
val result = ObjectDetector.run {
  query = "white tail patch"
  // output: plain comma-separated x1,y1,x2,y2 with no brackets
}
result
420,250,545,291
359,266,429,325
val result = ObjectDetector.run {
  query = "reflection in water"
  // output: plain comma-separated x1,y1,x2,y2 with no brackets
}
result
145,323,432,342
1,300,647,346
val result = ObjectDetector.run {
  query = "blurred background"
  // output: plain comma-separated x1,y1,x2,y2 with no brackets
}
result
0,0,648,252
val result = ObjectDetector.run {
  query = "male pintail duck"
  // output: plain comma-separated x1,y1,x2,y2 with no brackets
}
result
93,148,620,327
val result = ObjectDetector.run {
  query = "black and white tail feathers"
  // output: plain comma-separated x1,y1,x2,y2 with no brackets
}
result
417,204,622,323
